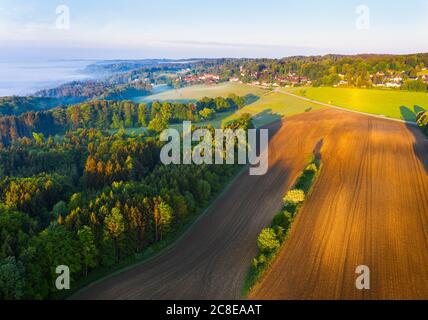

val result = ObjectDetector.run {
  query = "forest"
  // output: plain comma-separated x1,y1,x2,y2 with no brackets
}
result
34,62,200,100
0,94,247,147
0,102,253,299
0,96,83,117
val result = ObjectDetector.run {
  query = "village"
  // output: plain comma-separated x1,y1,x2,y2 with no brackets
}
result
176,64,428,90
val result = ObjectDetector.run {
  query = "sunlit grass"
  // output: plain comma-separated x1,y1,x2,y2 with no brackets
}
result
134,82,326,128
284,87,428,121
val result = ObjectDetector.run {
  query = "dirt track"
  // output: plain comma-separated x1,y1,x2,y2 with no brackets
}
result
250,109,428,300
75,108,428,300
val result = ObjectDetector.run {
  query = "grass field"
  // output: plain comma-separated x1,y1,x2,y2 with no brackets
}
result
134,82,266,103
284,87,428,122
418,69,428,76
135,83,326,128
227,89,325,127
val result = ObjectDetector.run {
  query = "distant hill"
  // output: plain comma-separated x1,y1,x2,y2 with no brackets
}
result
0,96,82,117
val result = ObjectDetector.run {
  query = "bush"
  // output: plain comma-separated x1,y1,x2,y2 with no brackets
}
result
272,210,293,230
257,228,280,254
257,254,266,265
283,189,305,207
252,258,259,269
274,226,286,241
417,111,428,135
304,163,318,174
199,108,215,120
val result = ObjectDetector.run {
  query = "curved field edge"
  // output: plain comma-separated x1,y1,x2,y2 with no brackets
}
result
66,165,246,300
136,82,327,128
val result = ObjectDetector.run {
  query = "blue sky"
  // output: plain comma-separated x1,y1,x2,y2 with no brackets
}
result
0,0,427,59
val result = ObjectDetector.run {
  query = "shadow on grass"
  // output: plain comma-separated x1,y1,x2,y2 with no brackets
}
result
244,94,260,106
400,106,417,122
414,105,426,115
400,107,428,175
400,105,427,122
252,109,282,128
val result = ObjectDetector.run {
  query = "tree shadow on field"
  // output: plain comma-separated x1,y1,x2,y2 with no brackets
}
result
400,106,417,122
244,94,260,106
400,107,428,175
414,105,426,116
312,139,324,162
252,109,282,129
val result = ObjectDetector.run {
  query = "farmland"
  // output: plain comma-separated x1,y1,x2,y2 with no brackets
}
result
250,109,428,300
135,83,266,103
284,87,428,122
75,107,428,300
136,83,326,127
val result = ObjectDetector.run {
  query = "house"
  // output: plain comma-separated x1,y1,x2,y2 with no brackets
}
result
386,82,401,88
392,75,403,83
199,74,220,81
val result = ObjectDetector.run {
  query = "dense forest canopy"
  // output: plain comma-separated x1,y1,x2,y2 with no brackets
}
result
0,107,253,299
0,96,83,117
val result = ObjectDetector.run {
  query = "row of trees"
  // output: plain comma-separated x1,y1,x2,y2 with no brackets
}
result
246,157,320,293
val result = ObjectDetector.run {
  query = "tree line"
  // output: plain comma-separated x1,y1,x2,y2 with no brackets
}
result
0,96,83,117
243,156,320,296
0,94,248,147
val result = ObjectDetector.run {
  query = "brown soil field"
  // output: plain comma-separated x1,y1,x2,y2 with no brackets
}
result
75,108,428,300
74,116,312,299
250,109,428,300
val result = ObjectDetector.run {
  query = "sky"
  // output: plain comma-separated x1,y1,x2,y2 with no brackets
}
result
0,0,428,60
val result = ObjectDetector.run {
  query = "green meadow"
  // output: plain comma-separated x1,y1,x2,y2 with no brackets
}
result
135,82,266,103
284,87,428,122
135,83,325,128
417,69,428,76
132,83,428,127
226,89,325,127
